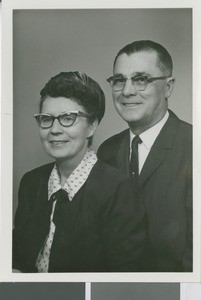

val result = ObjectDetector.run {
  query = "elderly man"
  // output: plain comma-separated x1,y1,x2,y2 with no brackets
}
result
98,40,192,272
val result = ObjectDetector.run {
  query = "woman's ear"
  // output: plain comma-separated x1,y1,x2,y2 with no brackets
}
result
166,77,175,99
87,119,99,138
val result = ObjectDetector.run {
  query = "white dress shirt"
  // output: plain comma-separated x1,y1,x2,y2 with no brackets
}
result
130,111,169,174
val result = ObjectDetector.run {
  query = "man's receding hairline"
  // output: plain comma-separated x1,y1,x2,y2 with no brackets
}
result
113,49,165,74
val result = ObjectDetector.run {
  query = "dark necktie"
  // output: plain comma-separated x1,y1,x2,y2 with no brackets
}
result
130,135,142,182
52,189,69,226
36,189,69,272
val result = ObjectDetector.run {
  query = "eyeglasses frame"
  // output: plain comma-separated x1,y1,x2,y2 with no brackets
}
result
106,74,172,91
34,110,90,129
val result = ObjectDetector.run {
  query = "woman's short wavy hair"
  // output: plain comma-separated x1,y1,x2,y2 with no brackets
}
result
39,71,105,147
40,71,105,123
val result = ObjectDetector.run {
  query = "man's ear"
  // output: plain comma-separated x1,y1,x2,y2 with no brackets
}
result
166,77,175,99
87,119,99,139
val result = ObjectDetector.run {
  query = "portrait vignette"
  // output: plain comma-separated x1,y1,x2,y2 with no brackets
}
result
1,0,201,283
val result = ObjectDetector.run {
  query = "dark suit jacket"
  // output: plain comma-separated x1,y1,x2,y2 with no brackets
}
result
13,159,145,273
98,110,192,272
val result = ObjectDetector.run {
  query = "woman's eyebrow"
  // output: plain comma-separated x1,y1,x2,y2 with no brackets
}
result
112,73,124,77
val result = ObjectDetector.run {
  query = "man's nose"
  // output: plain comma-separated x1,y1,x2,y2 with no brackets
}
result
122,78,137,97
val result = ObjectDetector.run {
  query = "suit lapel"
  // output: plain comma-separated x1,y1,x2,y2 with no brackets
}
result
23,163,55,268
139,140,166,185
116,131,131,177
139,110,179,185
34,163,54,206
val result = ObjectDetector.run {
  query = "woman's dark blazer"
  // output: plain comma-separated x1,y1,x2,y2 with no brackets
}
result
13,159,145,273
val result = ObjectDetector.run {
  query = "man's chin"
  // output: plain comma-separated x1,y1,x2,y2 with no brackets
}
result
120,113,142,124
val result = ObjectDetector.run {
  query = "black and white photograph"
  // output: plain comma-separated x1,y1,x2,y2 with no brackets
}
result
1,0,201,282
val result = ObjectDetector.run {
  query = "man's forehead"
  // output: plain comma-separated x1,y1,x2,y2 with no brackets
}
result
113,51,160,75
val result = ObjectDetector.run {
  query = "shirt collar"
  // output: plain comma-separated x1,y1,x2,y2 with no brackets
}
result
48,149,97,201
130,111,169,150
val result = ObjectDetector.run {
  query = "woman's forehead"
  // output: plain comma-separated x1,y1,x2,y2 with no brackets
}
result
41,96,84,113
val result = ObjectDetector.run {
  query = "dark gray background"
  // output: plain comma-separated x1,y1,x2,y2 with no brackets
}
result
91,283,180,300
13,9,192,218
0,283,85,300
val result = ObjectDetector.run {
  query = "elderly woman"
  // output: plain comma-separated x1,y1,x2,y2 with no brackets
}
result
13,71,145,273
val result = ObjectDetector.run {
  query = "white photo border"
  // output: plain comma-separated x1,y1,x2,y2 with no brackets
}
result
1,0,201,282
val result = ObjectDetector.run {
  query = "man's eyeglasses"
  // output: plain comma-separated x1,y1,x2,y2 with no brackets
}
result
107,74,171,92
34,111,90,129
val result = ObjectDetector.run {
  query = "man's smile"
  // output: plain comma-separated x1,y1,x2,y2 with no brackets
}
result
122,102,142,107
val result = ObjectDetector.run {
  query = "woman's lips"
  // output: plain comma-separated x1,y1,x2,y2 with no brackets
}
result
50,141,68,146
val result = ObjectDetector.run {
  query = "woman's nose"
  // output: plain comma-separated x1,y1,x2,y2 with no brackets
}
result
50,118,63,134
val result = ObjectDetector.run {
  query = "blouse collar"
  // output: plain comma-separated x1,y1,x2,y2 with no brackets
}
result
48,149,97,201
